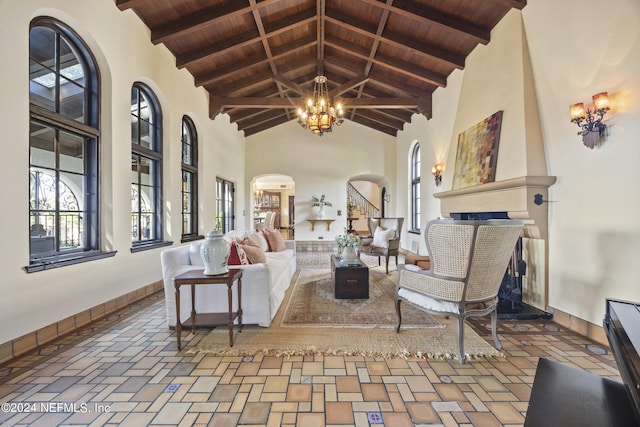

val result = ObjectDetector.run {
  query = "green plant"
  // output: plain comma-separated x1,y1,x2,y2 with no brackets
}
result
312,194,332,208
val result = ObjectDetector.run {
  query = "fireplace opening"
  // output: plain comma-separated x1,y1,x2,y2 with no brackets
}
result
451,212,552,320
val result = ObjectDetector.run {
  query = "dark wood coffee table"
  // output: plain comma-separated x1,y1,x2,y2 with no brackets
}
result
330,254,369,299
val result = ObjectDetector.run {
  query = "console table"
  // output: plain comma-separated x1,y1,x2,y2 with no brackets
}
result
308,218,335,231
173,269,243,350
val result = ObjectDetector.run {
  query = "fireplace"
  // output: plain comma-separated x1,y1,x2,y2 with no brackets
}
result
451,210,552,319
435,176,556,315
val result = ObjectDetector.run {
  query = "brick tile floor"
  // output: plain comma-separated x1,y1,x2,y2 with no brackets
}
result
0,290,620,426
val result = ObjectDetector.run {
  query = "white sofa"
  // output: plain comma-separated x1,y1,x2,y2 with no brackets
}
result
161,231,296,328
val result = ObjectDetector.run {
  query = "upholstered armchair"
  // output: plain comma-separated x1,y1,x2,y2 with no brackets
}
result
395,219,523,363
359,217,404,274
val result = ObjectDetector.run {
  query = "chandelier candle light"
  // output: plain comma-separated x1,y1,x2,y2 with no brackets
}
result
297,73,344,136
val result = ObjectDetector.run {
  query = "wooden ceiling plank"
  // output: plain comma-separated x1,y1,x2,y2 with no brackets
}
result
355,109,405,129
195,37,316,87
325,12,464,69
176,9,316,69
209,72,275,98
359,0,490,44
152,2,253,45
325,39,447,87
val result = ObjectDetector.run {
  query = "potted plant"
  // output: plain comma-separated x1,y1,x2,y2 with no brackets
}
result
335,233,362,261
312,194,332,218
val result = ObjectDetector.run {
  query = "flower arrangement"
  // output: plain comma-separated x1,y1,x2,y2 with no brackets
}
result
312,194,332,208
335,233,362,250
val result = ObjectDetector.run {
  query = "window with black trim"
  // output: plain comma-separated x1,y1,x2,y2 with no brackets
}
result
27,18,105,271
216,178,235,234
131,83,165,248
410,142,421,232
181,115,199,241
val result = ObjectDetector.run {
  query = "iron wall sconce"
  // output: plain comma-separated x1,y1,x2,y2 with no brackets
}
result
432,163,443,187
570,92,610,149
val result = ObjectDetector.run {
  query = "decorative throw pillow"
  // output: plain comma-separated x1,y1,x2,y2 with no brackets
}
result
263,229,287,252
227,241,249,265
240,243,267,264
189,242,204,266
246,231,270,252
372,226,395,248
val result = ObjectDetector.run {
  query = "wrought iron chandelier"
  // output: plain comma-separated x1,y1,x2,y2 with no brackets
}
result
297,70,344,136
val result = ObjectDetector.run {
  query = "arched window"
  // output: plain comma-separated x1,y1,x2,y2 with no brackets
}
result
131,83,164,248
28,18,101,270
181,115,199,240
410,142,421,232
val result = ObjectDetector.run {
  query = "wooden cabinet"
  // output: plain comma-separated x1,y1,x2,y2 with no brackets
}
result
257,191,281,228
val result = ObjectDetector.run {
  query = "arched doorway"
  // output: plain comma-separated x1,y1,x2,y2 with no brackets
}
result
251,174,295,238
346,174,391,235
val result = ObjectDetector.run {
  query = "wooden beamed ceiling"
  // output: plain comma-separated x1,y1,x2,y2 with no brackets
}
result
116,0,526,137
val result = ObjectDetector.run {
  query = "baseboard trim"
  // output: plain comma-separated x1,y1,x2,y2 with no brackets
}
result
547,306,608,346
0,281,164,365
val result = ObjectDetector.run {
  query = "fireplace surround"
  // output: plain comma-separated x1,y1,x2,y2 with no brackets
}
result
435,176,556,312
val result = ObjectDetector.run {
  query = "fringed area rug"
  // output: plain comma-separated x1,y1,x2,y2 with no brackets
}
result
188,264,503,361
281,268,439,328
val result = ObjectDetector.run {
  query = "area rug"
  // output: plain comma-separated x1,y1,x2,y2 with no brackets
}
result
188,267,503,361
281,268,440,328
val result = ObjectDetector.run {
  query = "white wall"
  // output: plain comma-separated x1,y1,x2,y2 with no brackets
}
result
0,0,244,345
245,120,396,241
396,0,640,324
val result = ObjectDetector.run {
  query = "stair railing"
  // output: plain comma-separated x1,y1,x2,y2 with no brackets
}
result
347,183,380,218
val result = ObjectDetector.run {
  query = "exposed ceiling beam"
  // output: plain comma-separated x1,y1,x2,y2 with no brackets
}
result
359,0,490,44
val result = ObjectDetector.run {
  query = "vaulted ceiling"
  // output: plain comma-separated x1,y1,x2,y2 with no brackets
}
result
116,0,526,136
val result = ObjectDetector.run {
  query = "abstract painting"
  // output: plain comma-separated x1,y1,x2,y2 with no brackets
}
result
452,111,504,190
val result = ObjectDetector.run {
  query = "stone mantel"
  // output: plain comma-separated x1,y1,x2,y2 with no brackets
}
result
434,176,556,239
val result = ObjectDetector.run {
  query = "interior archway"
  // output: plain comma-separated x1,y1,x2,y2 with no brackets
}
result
347,174,391,235
250,174,295,238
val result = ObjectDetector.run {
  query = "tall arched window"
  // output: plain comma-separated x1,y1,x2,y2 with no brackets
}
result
28,18,101,270
410,142,421,232
181,115,199,241
131,83,164,249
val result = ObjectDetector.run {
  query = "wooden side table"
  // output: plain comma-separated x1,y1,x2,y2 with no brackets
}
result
173,269,243,350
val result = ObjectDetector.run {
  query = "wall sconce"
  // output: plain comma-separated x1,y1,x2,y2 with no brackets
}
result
570,92,610,149
432,163,443,186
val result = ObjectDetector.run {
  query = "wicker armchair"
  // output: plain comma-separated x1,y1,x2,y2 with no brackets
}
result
395,219,523,363
359,217,404,274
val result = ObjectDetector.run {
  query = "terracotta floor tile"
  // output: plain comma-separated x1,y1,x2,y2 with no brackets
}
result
325,401,354,424
296,412,324,427
286,384,312,402
362,383,389,401
366,361,390,376
336,376,361,393
381,411,414,427
239,401,271,424
264,376,290,393
406,401,440,423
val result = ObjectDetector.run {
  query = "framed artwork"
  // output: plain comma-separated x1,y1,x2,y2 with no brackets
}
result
452,111,503,190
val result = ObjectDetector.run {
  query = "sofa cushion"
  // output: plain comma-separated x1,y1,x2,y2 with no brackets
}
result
189,242,204,266
373,226,395,248
245,231,270,252
241,243,267,264
228,241,250,265
264,229,287,252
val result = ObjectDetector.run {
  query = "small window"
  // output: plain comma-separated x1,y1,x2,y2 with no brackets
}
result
216,178,235,234
181,116,199,241
410,142,421,232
